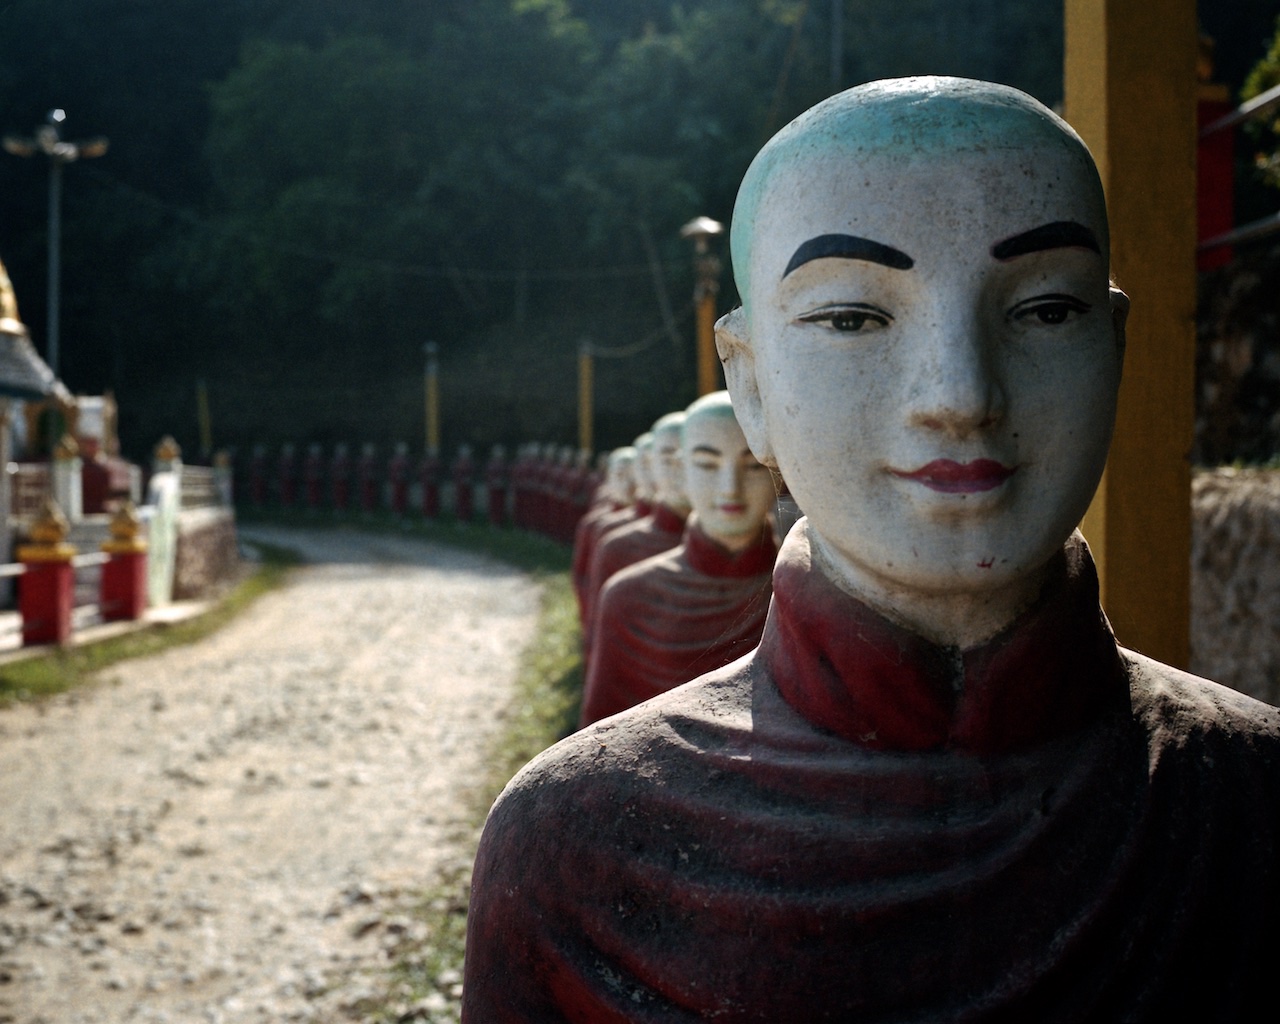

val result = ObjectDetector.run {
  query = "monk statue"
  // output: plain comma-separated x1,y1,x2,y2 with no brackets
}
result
580,391,777,727
583,416,690,635
572,445,637,625
464,78,1280,1021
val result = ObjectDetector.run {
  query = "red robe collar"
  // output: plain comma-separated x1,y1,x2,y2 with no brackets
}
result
682,516,778,579
649,501,687,535
759,521,1128,755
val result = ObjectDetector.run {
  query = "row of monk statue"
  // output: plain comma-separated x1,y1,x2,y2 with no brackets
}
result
572,392,788,727
461,78,1280,1020
240,440,601,532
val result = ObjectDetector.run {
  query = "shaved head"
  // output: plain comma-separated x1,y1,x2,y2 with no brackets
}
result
730,77,1105,318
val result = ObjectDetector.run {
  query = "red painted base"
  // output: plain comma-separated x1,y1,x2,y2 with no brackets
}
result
20,561,74,646
101,550,148,621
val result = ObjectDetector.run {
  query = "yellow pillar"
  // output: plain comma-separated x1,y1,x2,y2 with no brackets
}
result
696,291,719,397
1065,0,1197,667
578,341,594,454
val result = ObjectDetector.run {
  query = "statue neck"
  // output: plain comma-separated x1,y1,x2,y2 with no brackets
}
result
807,530,1052,651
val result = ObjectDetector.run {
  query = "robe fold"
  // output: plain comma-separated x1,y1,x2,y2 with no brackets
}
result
572,500,630,625
583,503,687,655
581,520,777,727
464,521,1280,1023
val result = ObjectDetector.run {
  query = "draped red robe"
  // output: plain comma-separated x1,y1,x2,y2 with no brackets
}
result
572,500,633,626
580,520,777,727
464,521,1280,1022
582,503,687,656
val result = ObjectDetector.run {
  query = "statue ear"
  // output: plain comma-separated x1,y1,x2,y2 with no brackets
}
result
715,307,775,467
1109,286,1129,368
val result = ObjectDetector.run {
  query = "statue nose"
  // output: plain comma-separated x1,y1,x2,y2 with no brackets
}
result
905,315,1006,438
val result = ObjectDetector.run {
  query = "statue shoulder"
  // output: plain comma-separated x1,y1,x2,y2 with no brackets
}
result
1124,649,1280,743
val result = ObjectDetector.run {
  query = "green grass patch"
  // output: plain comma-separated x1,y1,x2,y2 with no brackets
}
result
0,540,301,705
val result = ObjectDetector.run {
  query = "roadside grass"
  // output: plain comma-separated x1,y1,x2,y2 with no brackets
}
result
0,540,302,706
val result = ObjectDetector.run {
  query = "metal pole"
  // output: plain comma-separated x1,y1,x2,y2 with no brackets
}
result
424,342,440,455
578,340,594,455
47,159,62,378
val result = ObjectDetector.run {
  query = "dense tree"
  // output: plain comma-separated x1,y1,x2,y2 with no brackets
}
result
0,0,1076,457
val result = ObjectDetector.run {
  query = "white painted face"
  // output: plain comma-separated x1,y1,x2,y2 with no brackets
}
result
632,435,656,503
722,141,1124,598
652,423,690,512
682,409,775,548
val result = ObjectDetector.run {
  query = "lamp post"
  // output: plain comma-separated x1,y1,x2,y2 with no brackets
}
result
679,216,724,397
3,110,108,378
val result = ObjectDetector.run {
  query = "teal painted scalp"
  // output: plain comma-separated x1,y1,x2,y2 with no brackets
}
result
730,77,1105,316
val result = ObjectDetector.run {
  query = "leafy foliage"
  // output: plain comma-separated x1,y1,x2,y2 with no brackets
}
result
0,0,1066,458
1243,17,1280,189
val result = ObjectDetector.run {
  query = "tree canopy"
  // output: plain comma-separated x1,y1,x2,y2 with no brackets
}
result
0,0,1068,457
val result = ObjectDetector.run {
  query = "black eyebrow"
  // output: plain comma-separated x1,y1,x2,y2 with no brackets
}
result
783,234,914,278
991,221,1101,261
691,445,723,456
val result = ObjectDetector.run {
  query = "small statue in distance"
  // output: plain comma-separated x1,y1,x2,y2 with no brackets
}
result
580,391,777,726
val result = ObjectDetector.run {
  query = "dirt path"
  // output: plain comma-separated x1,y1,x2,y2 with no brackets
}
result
0,526,540,1024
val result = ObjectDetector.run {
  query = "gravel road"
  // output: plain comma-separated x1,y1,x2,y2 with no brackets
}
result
0,526,540,1024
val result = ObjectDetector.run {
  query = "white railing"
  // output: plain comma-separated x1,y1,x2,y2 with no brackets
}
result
177,465,230,509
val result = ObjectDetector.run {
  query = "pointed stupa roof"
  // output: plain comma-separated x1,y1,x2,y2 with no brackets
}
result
0,255,65,400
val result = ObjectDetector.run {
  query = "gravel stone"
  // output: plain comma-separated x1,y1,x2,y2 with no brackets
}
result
0,526,539,1023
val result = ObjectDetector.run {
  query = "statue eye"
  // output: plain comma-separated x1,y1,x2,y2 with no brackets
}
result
1010,294,1091,326
797,304,892,333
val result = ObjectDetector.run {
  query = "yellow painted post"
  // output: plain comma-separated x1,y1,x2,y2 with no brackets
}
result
1065,0,1197,667
424,342,440,455
578,340,594,455
681,216,725,397
697,291,719,397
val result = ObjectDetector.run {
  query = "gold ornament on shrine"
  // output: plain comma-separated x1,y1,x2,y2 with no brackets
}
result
17,498,76,562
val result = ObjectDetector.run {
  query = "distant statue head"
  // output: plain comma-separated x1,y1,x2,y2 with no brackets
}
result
682,391,774,551
632,432,656,503
717,77,1128,644
651,412,690,514
605,445,638,503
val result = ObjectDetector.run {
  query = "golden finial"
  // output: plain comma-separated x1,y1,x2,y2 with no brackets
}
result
53,433,80,461
103,499,146,554
17,498,75,562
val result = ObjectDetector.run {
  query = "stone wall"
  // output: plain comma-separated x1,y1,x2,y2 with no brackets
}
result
173,507,240,601
1191,468,1280,705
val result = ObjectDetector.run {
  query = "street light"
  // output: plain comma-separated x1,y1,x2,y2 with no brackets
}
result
679,216,724,396
3,109,109,378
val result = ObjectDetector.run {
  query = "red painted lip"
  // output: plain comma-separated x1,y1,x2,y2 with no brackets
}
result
717,502,747,514
891,459,1015,494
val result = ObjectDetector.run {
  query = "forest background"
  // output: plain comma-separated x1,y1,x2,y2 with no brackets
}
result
0,0,1275,462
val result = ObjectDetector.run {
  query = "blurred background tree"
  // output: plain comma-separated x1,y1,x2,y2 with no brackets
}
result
0,0,1265,460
